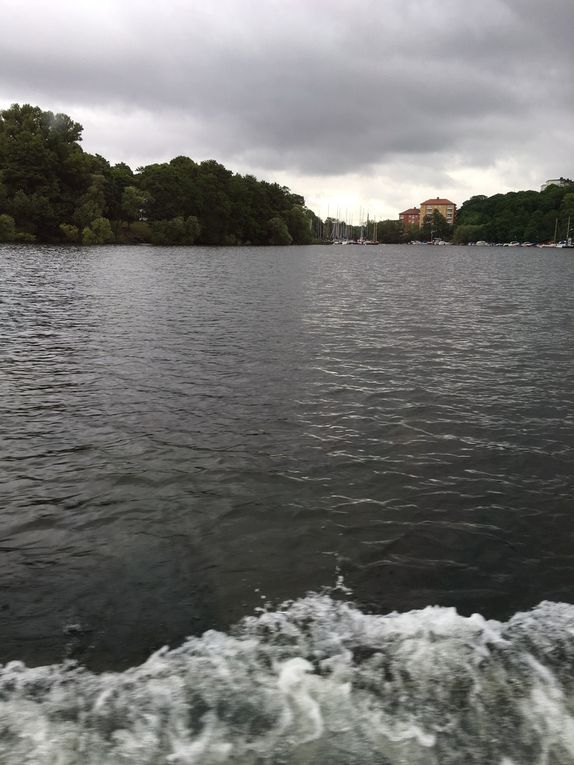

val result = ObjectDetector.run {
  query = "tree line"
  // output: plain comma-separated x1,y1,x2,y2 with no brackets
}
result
0,104,318,246
359,185,574,246
3,104,573,248
453,184,574,244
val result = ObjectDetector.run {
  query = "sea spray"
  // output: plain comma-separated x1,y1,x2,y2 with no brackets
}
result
1,595,574,763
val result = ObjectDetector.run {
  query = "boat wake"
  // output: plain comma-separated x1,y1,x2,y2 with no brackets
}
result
1,594,574,764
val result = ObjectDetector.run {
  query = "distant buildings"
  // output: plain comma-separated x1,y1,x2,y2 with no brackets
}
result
540,178,569,192
420,198,456,226
399,207,420,227
398,198,456,228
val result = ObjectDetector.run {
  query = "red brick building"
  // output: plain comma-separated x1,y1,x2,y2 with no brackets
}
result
399,207,421,228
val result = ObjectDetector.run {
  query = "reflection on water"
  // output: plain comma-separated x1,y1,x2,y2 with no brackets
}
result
1,244,574,670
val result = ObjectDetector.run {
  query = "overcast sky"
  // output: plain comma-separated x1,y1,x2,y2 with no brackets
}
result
1,0,573,221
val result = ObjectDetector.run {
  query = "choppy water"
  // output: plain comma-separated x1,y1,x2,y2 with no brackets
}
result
1,243,574,762
2,595,574,765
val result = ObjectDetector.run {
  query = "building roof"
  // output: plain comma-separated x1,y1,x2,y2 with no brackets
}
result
421,198,455,206
399,208,420,215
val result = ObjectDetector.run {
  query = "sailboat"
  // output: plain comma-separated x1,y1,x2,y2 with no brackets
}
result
566,216,573,248
556,216,573,248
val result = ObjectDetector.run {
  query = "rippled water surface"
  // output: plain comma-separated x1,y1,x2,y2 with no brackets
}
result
1,243,574,670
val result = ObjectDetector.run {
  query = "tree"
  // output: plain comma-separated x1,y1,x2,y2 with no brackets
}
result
375,219,405,243
419,210,452,241
560,192,574,220
81,226,99,245
0,104,86,237
137,162,185,220
90,216,114,243
0,176,8,212
453,224,485,244
149,215,201,245
11,190,56,237
59,223,80,242
0,213,16,241
523,211,545,242
121,185,147,226
184,215,201,244
287,205,313,244
267,216,292,245
81,216,114,244
107,162,135,221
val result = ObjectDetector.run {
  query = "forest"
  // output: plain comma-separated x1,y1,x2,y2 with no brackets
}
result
453,184,574,244
0,104,318,246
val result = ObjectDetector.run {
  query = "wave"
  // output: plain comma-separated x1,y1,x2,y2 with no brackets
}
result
1,594,574,764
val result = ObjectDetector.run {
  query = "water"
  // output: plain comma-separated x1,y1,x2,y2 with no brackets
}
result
1,243,574,762
2,596,574,764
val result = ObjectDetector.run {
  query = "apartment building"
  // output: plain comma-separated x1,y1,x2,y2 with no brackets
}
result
419,198,456,225
399,207,421,227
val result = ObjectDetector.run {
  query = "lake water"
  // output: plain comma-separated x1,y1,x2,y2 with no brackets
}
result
1,243,574,763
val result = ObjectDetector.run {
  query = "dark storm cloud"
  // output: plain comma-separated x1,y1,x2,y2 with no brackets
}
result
1,0,573,183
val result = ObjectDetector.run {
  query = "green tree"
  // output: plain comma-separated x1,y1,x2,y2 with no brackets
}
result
81,216,114,245
74,173,107,228
0,104,88,238
374,219,405,243
74,200,103,230
137,162,185,220
560,192,574,221
287,205,313,244
523,211,545,242
453,224,485,244
267,216,292,245
90,216,114,243
419,210,452,241
11,190,56,237
59,223,80,242
184,215,200,243
0,176,8,212
108,162,135,221
121,185,147,225
81,226,99,245
0,213,16,241
149,215,201,245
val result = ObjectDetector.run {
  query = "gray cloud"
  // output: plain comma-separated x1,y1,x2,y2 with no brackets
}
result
1,0,573,212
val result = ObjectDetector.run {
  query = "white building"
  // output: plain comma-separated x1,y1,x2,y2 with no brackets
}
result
540,179,569,192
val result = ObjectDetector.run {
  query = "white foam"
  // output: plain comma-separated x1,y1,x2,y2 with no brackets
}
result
1,595,574,764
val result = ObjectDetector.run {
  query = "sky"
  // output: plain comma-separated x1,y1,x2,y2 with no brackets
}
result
1,0,573,222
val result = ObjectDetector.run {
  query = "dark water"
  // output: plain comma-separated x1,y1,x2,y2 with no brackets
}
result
1,243,574,763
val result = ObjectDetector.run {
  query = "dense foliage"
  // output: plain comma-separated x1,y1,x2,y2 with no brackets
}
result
0,104,317,246
454,183,574,244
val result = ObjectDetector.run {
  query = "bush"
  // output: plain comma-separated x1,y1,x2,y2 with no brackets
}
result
59,223,80,243
150,216,201,246
0,214,16,242
81,217,114,245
